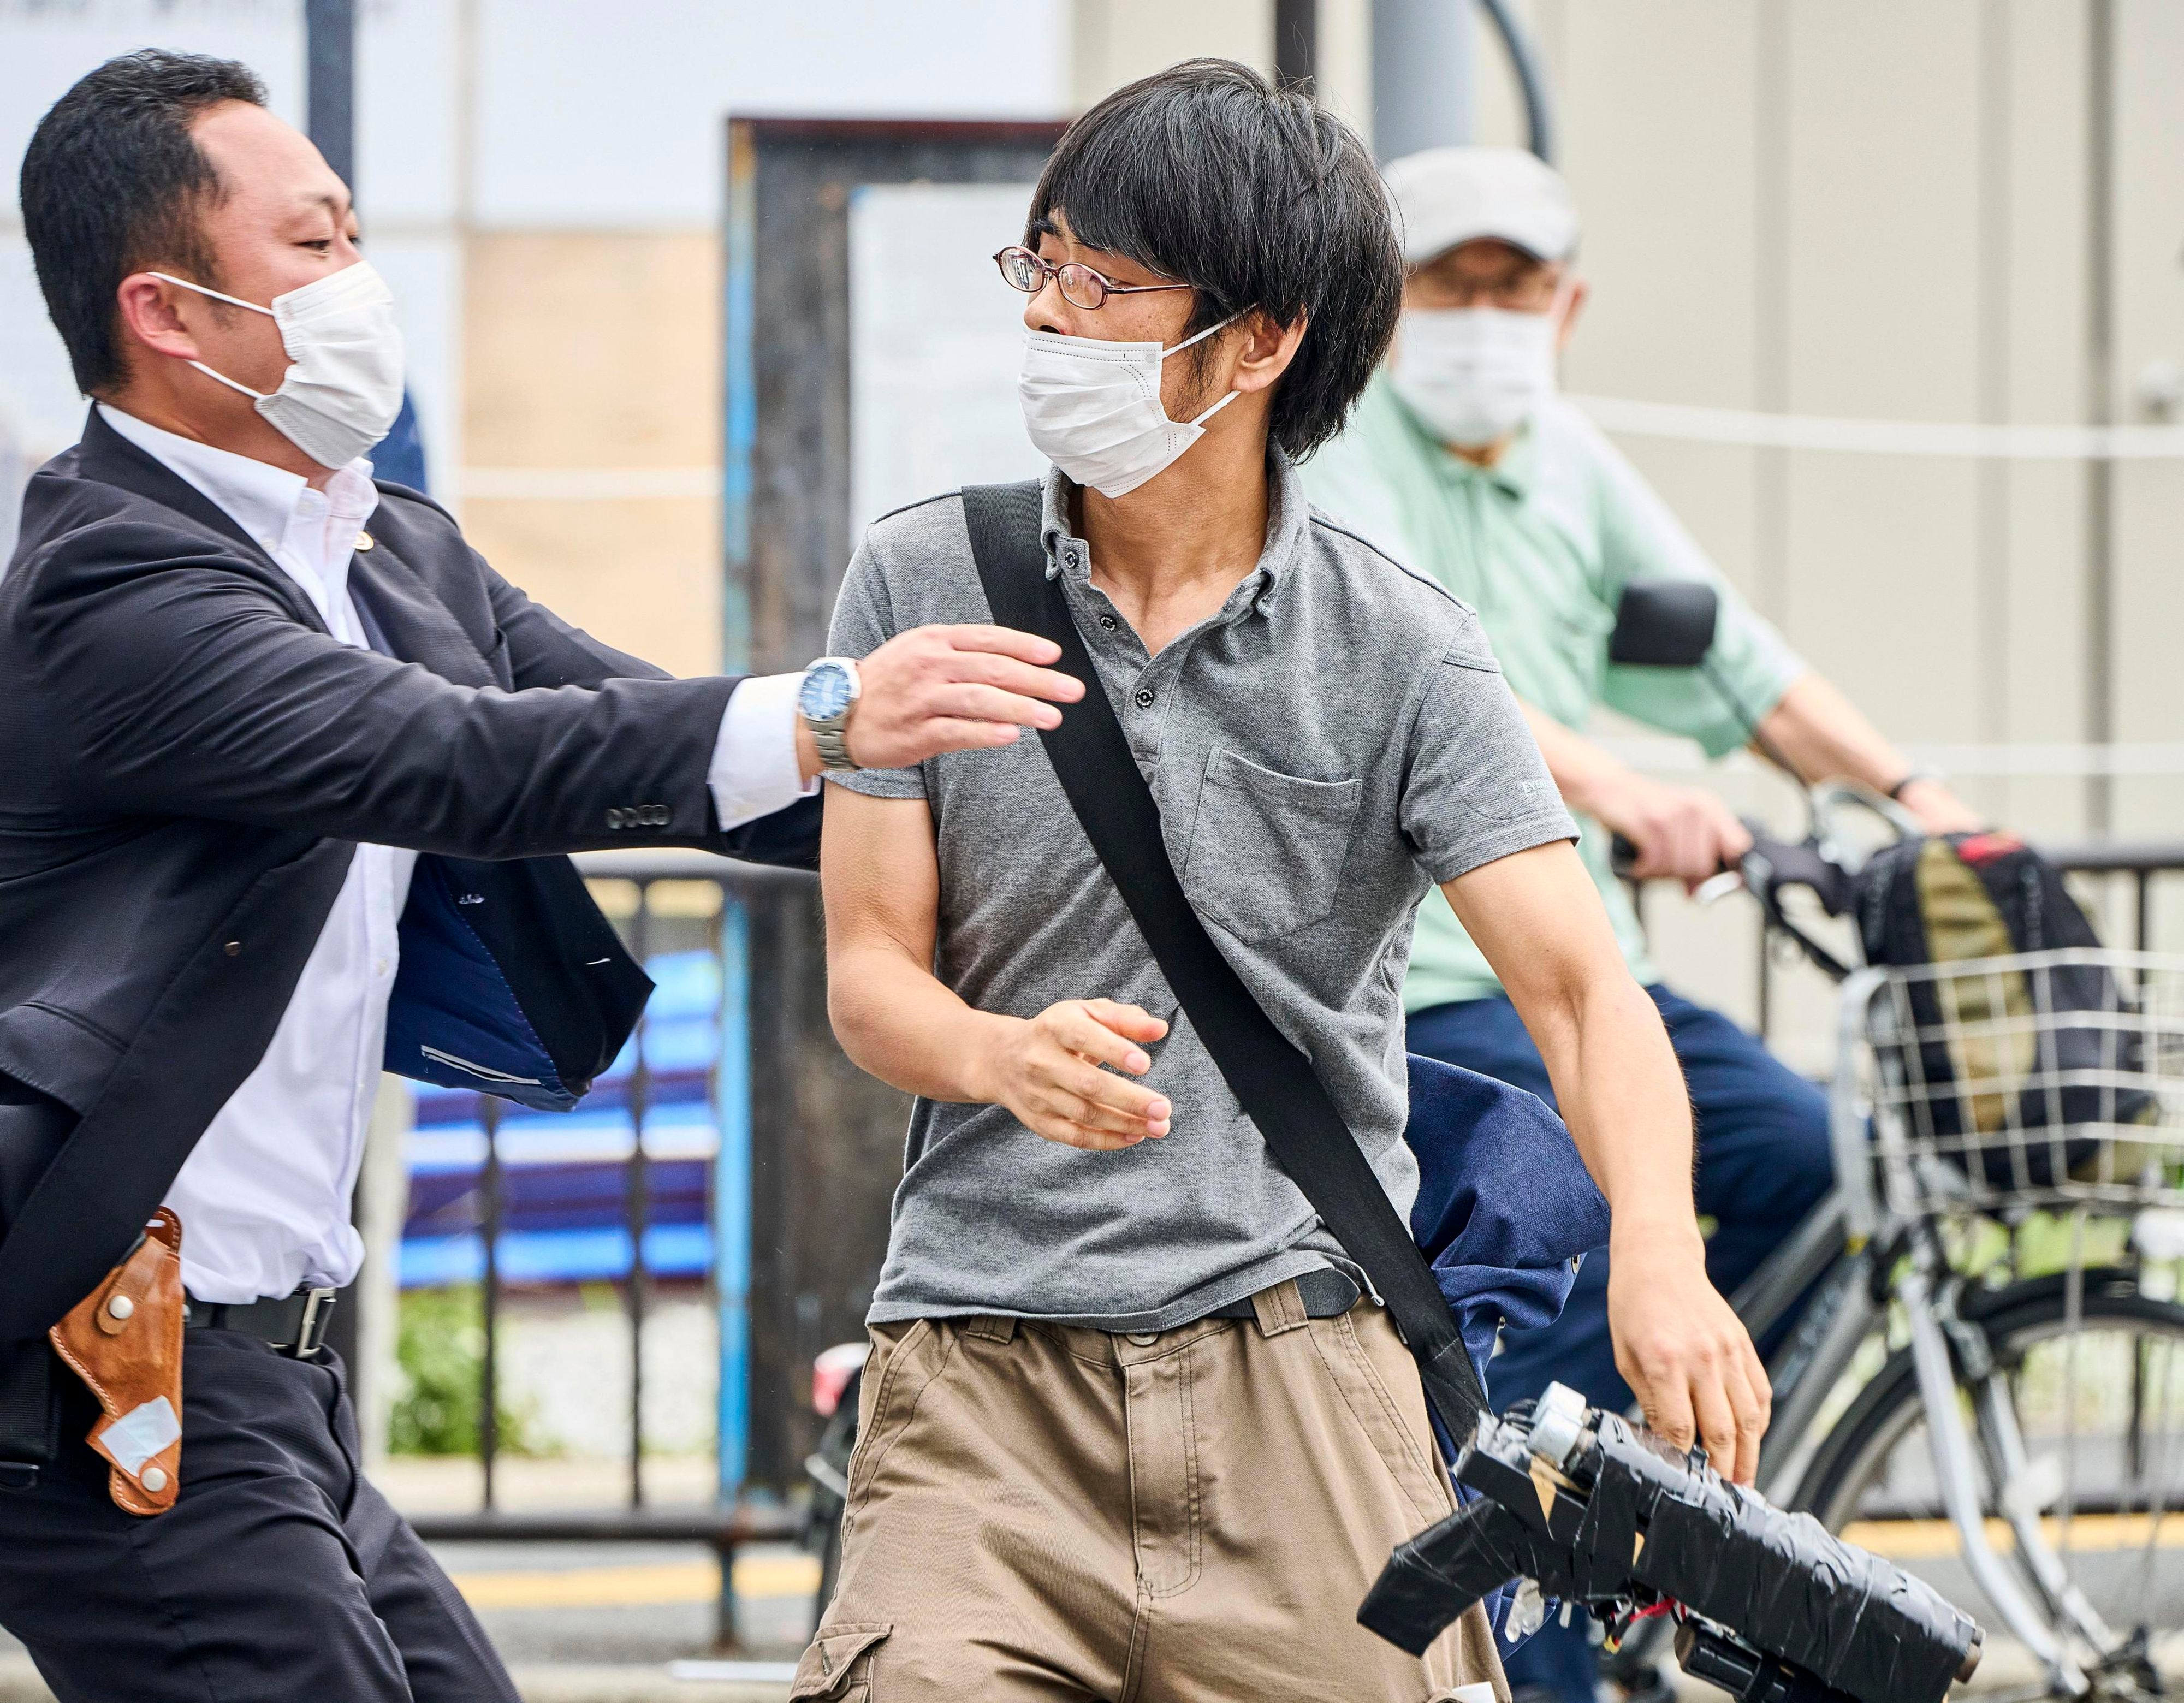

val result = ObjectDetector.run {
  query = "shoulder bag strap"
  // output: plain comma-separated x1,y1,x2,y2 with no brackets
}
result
959,481,1489,1445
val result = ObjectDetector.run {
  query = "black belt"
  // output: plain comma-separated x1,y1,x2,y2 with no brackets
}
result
185,1286,337,1359
1205,1266,1362,1321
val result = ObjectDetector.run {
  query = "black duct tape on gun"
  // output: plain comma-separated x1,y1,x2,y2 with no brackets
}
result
1359,1384,1984,1703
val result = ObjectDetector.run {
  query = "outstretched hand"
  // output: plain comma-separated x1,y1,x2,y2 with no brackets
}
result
798,625,1085,779
1607,1223,1771,1484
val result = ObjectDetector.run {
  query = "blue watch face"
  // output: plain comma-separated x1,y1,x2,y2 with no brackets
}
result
799,663,854,722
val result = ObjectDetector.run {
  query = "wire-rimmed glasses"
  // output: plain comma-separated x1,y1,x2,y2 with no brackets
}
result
993,245,1192,311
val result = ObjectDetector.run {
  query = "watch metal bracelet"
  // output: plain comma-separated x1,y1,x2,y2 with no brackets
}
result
814,723,858,772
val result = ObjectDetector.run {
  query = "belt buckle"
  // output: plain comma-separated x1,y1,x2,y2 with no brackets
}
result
292,1288,337,1360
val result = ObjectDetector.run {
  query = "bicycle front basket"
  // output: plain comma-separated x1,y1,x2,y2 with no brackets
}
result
1861,948,2184,1218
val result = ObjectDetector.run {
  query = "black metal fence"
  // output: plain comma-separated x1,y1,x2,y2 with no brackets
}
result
402,850,816,1649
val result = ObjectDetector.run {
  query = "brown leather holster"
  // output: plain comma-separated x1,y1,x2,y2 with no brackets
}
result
47,1207,185,1516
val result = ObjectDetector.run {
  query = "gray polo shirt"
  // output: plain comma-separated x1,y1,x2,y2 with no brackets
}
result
828,454,1576,1332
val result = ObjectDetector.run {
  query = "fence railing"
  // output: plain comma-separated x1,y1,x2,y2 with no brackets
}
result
401,849,814,1650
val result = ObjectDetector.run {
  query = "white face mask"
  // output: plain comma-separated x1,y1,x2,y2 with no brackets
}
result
1387,297,1563,448
151,260,406,470
1017,312,1241,499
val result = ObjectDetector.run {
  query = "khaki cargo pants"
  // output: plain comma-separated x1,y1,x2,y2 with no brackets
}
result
793,1280,1509,1702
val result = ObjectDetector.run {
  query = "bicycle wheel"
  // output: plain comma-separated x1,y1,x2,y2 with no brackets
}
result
1797,1267,2184,1687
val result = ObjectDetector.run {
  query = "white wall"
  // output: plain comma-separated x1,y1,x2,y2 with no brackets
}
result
1,0,306,460
0,0,1069,484
471,0,1065,230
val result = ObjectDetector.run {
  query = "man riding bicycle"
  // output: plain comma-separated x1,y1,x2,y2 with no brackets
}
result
1301,145,1984,1702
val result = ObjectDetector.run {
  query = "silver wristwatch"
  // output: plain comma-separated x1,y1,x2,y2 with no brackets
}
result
796,657,864,773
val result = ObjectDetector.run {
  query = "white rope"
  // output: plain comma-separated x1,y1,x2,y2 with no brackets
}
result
1601,738,2184,780
1569,394,2184,461
441,396,2184,502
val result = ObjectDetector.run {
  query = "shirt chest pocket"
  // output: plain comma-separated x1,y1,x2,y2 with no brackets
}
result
1180,749,1362,943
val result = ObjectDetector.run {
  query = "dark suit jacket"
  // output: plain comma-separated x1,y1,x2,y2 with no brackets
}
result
0,408,818,1338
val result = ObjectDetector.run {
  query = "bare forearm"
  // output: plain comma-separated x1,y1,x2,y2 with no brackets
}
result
1445,847,1698,1237
1758,673,1981,832
1756,672,1903,791
820,786,1170,1148
827,944,1013,1105
1530,975,1704,1258
1519,699,1753,888
1444,841,1768,1476
1519,700,1632,819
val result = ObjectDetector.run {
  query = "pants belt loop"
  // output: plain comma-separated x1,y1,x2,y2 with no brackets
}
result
963,1314,1017,1344
1249,1279,1309,1338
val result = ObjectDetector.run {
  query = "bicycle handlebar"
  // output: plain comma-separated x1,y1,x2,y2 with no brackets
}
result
1609,827,1853,913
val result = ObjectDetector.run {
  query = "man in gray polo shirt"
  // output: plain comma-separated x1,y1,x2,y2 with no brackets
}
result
802,62,1766,1703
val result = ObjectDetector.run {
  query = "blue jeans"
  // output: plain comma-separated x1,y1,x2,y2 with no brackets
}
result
1406,986,1833,1701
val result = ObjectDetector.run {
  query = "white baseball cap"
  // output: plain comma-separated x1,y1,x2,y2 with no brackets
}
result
1382,145,1579,266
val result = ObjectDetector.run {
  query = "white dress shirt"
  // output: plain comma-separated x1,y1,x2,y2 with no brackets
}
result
97,404,813,1303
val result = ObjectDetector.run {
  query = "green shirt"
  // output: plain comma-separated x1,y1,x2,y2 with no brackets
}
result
1301,377,1806,1009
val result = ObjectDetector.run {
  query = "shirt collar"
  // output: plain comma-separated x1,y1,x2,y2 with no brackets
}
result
1378,375,1537,501
93,402,378,562
1037,449,1312,616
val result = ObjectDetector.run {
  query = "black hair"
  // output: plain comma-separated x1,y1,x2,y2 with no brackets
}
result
1026,58,1401,460
20,49,268,395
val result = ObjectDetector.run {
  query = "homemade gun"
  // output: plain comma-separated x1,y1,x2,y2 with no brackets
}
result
1360,1385,1984,1703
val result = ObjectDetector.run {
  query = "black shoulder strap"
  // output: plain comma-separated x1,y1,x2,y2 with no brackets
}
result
959,481,1489,1444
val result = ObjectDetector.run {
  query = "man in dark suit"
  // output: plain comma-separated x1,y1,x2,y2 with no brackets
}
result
0,50,1080,1703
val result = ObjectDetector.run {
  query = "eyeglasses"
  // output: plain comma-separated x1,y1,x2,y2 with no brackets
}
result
1405,265,1566,313
993,245,1193,312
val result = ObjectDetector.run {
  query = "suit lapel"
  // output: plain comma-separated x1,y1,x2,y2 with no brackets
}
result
346,530,497,686
72,407,329,636
74,407,495,687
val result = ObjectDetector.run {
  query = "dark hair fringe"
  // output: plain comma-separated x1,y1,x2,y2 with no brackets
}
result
20,49,268,396
1026,57,1401,460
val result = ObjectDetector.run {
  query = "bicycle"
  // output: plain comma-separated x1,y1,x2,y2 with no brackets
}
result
1602,785,2184,1702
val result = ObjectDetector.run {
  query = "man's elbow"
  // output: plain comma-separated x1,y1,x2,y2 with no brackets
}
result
1520,946,1653,1046
822,946,888,1065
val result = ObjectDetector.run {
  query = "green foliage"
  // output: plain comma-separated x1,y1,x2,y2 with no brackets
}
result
389,1285,541,1457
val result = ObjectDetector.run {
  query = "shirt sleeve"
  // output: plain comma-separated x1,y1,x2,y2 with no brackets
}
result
1580,417,1807,757
1401,620,1579,886
819,533,927,801
707,672,820,830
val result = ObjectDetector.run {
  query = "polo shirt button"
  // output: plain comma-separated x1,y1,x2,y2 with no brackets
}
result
223,941,242,957
1099,614,1118,631
1133,687,1154,709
